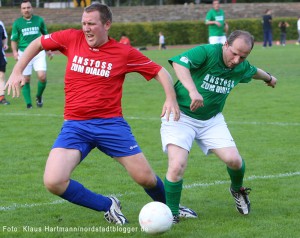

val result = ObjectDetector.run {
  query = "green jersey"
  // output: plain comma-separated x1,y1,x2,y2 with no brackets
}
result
11,15,48,51
205,8,226,37
169,44,257,120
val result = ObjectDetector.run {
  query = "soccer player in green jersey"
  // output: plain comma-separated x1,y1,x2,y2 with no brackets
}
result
161,30,278,223
11,0,53,109
205,0,228,44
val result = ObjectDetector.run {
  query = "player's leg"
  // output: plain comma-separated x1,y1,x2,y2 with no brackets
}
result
161,113,197,222
0,66,10,105
43,148,80,195
35,70,46,107
18,50,33,108
44,121,126,224
212,147,251,215
33,51,47,107
164,144,189,221
91,117,165,204
212,146,244,190
203,113,251,215
44,147,113,211
22,75,32,108
117,152,166,203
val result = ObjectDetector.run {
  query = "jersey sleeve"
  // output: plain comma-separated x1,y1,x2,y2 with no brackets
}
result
205,10,213,22
169,46,207,70
126,47,162,80
41,29,74,53
0,21,7,38
0,25,5,40
240,62,257,83
10,21,20,42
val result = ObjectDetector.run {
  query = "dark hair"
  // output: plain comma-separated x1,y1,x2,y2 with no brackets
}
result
84,3,112,24
227,30,255,50
21,0,31,3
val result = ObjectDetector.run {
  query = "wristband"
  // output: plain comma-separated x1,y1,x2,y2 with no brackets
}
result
264,72,272,83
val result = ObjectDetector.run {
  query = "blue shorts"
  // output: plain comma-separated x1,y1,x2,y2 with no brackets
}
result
52,117,142,160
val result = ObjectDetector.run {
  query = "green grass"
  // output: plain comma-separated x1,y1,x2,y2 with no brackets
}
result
1,43,300,238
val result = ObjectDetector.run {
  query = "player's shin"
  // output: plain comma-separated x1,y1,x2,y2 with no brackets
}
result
144,175,166,203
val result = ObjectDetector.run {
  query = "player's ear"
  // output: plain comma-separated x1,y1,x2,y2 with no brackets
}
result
104,20,112,30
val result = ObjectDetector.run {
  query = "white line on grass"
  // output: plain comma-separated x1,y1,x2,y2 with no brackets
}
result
2,112,62,118
1,171,299,211
2,113,300,126
183,171,300,189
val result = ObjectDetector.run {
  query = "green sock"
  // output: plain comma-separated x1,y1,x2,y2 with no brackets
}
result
22,82,32,105
164,178,183,216
37,80,47,98
227,159,245,192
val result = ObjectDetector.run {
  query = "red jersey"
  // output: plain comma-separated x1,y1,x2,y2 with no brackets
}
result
41,29,161,120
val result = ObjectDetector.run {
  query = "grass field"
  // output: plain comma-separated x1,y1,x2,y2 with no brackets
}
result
1,43,300,238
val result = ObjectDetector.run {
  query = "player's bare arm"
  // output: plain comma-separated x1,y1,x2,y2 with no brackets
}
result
10,41,19,61
205,20,221,27
253,68,277,88
154,67,180,121
5,37,44,97
172,62,204,111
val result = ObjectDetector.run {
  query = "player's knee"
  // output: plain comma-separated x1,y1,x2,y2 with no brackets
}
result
43,176,65,195
38,77,47,83
166,162,185,181
135,172,157,188
226,157,242,169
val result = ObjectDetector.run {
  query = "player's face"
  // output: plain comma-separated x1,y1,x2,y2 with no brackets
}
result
21,2,33,19
82,11,111,48
212,1,220,10
222,38,251,68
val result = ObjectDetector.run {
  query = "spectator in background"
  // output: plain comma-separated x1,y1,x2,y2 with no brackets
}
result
262,9,273,48
0,20,10,105
278,21,289,46
205,0,228,44
119,32,131,45
158,32,166,50
297,17,300,45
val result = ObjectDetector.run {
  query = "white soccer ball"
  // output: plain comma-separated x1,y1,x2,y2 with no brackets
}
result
139,201,173,234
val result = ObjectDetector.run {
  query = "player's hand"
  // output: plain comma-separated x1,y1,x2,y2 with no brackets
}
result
265,76,277,88
189,91,204,112
215,21,221,27
13,52,19,61
5,72,26,98
161,99,180,122
47,50,54,60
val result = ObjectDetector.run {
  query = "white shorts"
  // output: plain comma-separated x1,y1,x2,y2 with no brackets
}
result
209,36,227,44
160,112,236,155
18,50,47,76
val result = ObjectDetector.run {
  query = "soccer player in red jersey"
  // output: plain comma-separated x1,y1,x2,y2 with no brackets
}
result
5,3,197,225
